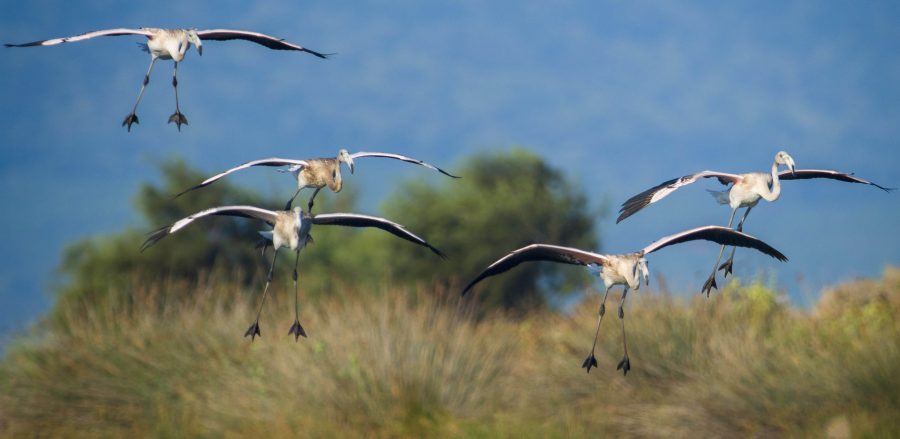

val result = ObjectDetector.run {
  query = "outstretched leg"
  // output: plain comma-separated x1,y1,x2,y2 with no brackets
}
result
168,61,188,131
122,56,157,131
283,187,303,211
288,249,307,340
616,287,632,375
702,207,738,296
245,249,279,340
582,286,612,373
307,186,323,213
719,206,754,278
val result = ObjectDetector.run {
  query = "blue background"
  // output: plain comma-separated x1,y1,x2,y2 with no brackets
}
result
1,0,897,336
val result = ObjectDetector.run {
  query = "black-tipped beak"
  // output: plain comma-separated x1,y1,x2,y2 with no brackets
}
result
349,163,355,174
790,165,795,176
198,46,203,56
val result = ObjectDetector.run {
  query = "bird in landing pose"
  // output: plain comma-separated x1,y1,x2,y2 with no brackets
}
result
142,205,444,340
6,28,330,131
462,225,787,375
176,148,460,212
617,151,892,296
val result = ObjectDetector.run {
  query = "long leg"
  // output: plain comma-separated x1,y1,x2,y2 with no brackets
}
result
616,287,632,375
122,56,156,131
288,249,307,340
307,186,323,213
582,286,612,373
702,207,738,296
168,61,188,131
245,249,279,340
283,187,304,210
719,205,754,278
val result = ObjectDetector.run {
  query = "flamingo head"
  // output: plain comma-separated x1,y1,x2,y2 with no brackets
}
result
775,151,796,174
187,29,202,56
338,148,355,174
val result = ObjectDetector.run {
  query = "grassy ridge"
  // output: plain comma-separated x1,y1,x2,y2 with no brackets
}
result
1,269,898,437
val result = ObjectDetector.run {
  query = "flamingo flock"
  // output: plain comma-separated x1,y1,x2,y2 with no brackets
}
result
7,26,892,376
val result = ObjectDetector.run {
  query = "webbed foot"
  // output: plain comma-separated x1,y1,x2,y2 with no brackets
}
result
168,111,188,131
617,355,631,376
244,321,261,341
701,274,717,297
288,319,307,341
718,257,734,278
581,353,599,373
122,113,139,131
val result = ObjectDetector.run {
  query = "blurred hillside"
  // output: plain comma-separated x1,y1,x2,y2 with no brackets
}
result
1,268,897,437
2,149,897,437
54,148,599,321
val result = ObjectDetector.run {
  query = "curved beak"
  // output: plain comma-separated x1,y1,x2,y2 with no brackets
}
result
349,162,355,174
197,45,203,56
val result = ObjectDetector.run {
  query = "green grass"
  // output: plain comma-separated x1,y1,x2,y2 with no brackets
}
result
1,268,899,437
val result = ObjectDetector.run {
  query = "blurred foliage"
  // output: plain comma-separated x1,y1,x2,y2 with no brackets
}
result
55,160,279,318
3,269,898,437
54,148,601,321
381,148,601,312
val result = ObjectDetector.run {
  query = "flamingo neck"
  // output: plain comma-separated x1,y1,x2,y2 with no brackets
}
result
760,161,782,202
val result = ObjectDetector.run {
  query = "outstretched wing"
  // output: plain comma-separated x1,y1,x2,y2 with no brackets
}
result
641,225,787,261
196,29,331,58
778,169,894,192
462,244,608,296
349,151,460,178
311,213,445,258
141,205,279,251
5,28,153,47
617,171,742,223
176,158,309,197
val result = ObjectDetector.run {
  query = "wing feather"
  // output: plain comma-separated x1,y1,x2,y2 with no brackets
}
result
641,225,787,261
349,151,460,178
617,171,742,223
778,169,894,192
176,158,309,197
311,213,445,258
462,244,607,296
6,28,153,47
141,205,279,251
196,29,331,58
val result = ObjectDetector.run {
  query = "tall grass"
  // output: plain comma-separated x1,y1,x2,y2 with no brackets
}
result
1,268,898,437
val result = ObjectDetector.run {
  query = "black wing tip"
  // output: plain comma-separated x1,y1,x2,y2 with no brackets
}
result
432,246,448,259
767,247,788,262
8,40,48,47
174,184,204,199
307,49,334,59
435,167,461,179
616,202,645,223
140,225,172,252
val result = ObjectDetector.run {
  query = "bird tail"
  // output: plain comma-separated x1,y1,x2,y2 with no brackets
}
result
258,231,274,242
137,42,149,54
706,189,730,205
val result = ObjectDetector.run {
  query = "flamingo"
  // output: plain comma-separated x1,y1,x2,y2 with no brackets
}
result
6,28,330,131
141,205,444,340
176,149,460,212
462,225,787,375
616,151,892,296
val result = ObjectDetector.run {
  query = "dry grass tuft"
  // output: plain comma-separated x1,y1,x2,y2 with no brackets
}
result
1,268,898,437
